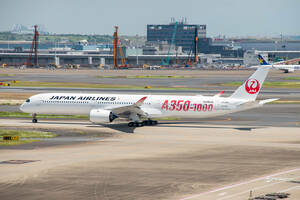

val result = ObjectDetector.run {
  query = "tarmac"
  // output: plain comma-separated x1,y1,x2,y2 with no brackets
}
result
0,119,300,200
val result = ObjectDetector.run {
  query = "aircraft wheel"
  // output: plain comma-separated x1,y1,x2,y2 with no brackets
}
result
150,120,158,125
142,120,158,126
32,118,38,123
136,122,144,127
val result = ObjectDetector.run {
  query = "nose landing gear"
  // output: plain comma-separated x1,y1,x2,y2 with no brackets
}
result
32,113,38,123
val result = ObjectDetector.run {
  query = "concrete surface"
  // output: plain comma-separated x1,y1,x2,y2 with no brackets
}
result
0,119,300,200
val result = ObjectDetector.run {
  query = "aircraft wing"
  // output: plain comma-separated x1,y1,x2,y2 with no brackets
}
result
237,98,279,111
111,96,148,118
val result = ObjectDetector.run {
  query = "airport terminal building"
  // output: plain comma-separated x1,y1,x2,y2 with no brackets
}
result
147,21,207,52
147,20,244,57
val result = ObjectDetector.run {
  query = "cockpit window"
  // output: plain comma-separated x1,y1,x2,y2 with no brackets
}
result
26,99,30,103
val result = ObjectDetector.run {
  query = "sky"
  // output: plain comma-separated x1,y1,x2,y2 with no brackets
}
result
0,0,299,37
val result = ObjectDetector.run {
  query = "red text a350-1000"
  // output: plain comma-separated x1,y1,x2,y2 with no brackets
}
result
161,100,213,112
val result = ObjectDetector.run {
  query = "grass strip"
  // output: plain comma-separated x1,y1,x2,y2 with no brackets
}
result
0,129,56,138
283,77,300,80
0,140,40,146
1,81,199,90
0,74,15,77
0,128,56,146
7,81,139,89
0,111,88,119
97,75,188,79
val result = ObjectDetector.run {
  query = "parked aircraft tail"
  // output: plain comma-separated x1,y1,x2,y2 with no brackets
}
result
258,54,269,65
230,66,270,101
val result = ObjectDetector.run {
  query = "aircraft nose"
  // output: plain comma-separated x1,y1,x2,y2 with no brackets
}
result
20,103,26,112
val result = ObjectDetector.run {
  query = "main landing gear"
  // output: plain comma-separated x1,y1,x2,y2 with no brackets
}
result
32,113,38,123
127,120,158,127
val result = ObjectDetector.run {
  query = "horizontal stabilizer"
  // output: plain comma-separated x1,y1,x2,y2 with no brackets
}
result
259,98,279,105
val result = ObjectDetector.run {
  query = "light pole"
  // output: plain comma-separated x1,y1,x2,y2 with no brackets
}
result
7,35,10,50
136,34,139,66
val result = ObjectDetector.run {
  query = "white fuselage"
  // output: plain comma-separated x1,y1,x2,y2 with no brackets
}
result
20,93,253,119
272,64,300,72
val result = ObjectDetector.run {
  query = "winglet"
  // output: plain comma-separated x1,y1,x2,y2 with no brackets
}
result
214,90,224,97
135,96,147,107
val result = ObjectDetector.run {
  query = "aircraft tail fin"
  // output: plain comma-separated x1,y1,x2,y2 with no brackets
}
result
230,66,270,101
258,54,269,65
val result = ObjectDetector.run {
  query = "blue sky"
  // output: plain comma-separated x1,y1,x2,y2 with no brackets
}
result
0,0,299,36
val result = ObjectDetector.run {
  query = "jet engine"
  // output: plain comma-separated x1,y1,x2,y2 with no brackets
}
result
89,109,118,123
286,69,295,73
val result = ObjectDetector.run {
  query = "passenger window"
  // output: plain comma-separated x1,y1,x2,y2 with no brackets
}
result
26,99,30,103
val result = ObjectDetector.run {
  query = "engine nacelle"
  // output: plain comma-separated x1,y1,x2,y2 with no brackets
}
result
89,109,117,123
283,68,295,73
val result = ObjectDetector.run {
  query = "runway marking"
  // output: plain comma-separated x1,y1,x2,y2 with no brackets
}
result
265,177,293,182
216,175,300,200
218,192,226,196
179,168,300,200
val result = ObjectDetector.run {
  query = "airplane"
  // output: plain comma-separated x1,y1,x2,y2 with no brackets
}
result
20,66,277,127
258,54,300,73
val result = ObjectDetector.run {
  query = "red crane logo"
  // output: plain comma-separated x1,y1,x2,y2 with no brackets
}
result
245,79,260,94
